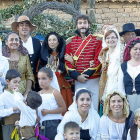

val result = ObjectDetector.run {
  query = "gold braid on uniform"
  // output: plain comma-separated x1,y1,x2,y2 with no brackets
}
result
103,91,130,118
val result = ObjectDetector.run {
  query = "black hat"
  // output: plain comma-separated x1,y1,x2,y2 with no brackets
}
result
119,23,140,36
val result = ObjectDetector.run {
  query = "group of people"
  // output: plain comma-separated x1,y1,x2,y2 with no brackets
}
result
0,13,140,140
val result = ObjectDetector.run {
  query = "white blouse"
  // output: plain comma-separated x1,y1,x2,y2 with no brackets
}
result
118,63,140,95
97,115,125,140
55,110,99,140
127,128,140,140
38,90,63,126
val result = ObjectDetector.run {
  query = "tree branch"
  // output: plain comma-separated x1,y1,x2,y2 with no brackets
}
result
15,1,81,21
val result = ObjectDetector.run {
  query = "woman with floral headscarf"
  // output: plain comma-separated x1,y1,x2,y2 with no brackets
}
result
118,37,140,112
55,88,100,140
97,91,134,140
98,26,122,116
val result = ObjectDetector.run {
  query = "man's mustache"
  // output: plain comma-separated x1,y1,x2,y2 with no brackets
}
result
78,28,89,33
79,28,87,30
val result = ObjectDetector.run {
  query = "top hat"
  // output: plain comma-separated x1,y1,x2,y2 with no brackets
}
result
119,23,140,36
11,15,36,33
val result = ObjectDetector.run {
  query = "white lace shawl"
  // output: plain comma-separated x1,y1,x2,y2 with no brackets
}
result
100,26,121,99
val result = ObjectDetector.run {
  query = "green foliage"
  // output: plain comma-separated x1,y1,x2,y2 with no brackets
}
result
0,0,97,39
0,3,25,20
31,14,97,38
31,14,76,38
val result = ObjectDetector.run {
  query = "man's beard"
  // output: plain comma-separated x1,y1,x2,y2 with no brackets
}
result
77,28,90,34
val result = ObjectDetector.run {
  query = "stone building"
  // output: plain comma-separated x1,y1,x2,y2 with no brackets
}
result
0,0,140,32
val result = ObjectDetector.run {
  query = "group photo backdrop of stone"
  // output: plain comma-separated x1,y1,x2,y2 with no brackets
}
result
0,0,140,40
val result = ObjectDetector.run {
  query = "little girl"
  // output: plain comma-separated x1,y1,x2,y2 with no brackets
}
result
38,67,66,140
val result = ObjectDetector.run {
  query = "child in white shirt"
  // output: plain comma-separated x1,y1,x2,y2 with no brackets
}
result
14,91,42,140
127,108,140,140
37,67,66,140
0,69,23,140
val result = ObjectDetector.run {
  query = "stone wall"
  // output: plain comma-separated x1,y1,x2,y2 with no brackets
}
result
94,2,140,32
0,0,140,32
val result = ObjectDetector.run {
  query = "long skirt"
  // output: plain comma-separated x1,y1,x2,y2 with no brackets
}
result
39,120,61,140
0,120,3,140
57,73,73,115
127,94,140,112
2,125,15,140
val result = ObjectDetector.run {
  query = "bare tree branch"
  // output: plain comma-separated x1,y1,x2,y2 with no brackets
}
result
15,1,81,21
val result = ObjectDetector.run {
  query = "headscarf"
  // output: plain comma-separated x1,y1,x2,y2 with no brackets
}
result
123,37,140,62
68,88,100,139
103,91,129,118
100,26,121,97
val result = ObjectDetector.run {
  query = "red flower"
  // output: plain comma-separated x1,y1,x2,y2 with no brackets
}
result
55,71,60,78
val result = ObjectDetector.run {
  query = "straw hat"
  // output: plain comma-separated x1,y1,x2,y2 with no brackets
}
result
11,15,36,33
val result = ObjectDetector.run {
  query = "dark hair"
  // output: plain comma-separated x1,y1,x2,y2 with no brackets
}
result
26,91,42,109
76,89,91,101
6,69,21,81
75,14,91,26
2,32,28,57
64,122,80,133
38,67,53,78
43,32,62,54
105,30,118,39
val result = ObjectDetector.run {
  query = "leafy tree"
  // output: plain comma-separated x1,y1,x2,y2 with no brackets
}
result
0,0,97,38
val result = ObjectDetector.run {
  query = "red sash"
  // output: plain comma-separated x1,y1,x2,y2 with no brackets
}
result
73,34,92,61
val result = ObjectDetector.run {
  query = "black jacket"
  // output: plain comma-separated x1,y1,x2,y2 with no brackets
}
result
29,37,41,76
39,36,66,72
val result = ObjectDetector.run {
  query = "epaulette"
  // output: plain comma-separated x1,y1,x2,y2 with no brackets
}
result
66,36,75,45
93,34,103,41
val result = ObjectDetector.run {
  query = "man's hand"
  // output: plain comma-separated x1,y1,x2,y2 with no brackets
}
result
64,53,74,65
77,74,89,83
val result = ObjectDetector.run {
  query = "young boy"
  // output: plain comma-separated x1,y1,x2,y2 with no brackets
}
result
63,122,80,140
127,108,140,140
14,90,42,140
0,69,23,140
